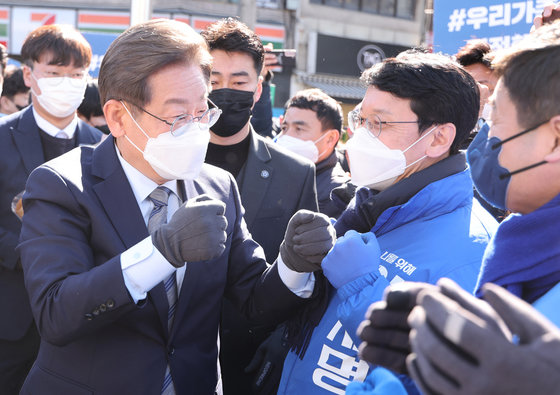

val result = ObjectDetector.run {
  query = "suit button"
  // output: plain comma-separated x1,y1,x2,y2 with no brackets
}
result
168,347,175,356
99,304,107,312
106,299,115,308
85,313,93,321
92,308,100,316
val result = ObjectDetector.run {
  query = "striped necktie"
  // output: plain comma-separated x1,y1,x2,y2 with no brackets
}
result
147,186,177,395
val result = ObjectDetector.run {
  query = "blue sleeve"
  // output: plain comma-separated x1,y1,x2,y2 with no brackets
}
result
533,282,560,328
396,373,422,395
336,272,391,345
345,367,407,395
436,260,482,295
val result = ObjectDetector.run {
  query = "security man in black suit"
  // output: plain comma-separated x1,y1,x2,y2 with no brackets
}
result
201,18,319,394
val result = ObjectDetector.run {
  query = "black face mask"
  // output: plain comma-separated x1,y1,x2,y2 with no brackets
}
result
208,88,254,137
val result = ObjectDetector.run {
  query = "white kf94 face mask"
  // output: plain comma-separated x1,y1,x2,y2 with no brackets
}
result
122,102,210,181
346,125,437,191
275,133,328,163
31,73,87,118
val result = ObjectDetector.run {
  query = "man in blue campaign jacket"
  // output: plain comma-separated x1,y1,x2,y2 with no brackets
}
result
352,20,560,395
277,50,498,395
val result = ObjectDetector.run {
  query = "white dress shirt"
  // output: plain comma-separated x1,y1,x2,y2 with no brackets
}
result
115,143,314,303
33,107,78,139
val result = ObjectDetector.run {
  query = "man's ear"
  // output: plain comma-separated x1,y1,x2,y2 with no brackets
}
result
22,65,33,89
0,96,10,110
103,100,128,138
425,123,456,158
544,115,560,163
325,129,340,150
252,75,264,108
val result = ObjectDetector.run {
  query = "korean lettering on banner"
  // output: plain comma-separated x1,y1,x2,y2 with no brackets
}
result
486,33,529,49
457,32,530,51
448,1,548,32
442,1,547,51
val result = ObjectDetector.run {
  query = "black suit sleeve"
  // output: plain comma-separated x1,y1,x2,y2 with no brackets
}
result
223,172,307,325
18,166,135,346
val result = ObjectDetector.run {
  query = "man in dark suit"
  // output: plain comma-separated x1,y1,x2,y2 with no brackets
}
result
202,19,318,263
201,19,319,393
277,89,350,219
17,20,334,395
0,25,102,395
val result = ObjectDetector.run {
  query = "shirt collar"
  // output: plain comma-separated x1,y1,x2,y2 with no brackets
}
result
114,142,178,206
32,106,78,139
316,149,338,174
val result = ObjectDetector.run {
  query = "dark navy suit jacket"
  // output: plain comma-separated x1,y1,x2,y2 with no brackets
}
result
219,130,318,393
237,130,318,262
18,136,304,394
0,106,102,342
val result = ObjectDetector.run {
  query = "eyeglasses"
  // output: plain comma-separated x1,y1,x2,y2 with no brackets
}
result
31,70,88,88
348,109,419,138
133,99,222,136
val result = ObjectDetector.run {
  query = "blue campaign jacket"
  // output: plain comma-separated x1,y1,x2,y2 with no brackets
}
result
533,282,560,328
278,168,497,395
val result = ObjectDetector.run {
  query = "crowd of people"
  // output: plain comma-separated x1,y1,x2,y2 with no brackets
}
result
0,3,559,394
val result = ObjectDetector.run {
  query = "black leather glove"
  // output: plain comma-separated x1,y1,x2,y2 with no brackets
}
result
407,280,560,395
357,282,435,374
358,278,507,375
151,194,227,267
279,210,336,272
245,325,290,395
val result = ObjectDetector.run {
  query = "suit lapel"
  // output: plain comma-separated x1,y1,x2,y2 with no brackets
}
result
91,137,148,248
11,107,45,175
91,137,168,331
238,131,273,227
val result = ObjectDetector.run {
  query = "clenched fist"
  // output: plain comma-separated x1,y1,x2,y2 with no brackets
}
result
280,210,336,272
152,194,228,267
